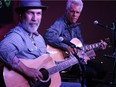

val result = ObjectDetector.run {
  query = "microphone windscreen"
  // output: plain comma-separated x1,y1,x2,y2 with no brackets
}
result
94,20,98,25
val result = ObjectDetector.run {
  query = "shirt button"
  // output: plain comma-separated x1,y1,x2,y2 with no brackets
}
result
28,48,34,52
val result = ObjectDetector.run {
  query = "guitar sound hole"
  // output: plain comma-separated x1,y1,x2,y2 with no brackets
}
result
29,68,50,87
39,68,49,81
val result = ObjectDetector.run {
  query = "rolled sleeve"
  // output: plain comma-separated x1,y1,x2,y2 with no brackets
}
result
0,32,24,66
0,42,18,66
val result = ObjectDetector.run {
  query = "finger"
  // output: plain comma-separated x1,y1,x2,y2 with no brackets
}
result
34,71,42,79
101,40,103,42
70,52,73,56
34,73,39,79
38,72,43,79
69,49,74,55
74,48,78,53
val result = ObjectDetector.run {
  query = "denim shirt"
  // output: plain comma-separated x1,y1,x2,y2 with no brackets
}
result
44,15,84,51
0,23,47,65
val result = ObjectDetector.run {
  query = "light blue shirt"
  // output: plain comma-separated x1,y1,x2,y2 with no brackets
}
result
44,15,84,51
0,23,47,66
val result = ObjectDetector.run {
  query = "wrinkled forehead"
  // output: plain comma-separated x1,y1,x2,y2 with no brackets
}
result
26,9,42,12
21,8,42,15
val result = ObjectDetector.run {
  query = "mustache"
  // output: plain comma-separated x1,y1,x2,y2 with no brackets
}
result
30,22,38,25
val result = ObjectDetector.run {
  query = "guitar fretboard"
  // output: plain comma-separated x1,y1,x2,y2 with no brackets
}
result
83,42,101,51
48,56,78,75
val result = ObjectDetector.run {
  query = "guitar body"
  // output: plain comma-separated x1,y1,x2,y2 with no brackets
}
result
47,38,83,62
47,38,96,63
70,38,83,48
47,38,86,62
47,45,65,61
3,54,61,87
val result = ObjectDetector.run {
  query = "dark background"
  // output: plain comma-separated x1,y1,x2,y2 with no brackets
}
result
0,0,13,25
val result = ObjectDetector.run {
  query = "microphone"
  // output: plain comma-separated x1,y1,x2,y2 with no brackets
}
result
94,20,112,29
59,37,76,48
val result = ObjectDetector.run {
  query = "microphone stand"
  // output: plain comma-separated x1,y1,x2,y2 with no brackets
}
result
111,22,116,87
73,53,86,87
104,22,116,87
99,22,116,87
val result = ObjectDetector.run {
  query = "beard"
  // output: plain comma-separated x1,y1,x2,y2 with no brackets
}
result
22,19,40,33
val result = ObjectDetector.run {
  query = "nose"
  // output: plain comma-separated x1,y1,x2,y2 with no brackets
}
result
32,14,37,21
73,12,78,16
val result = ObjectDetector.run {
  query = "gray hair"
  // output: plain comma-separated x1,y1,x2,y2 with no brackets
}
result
66,0,83,11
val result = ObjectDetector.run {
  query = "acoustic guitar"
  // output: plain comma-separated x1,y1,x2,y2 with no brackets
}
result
3,54,79,87
47,38,110,62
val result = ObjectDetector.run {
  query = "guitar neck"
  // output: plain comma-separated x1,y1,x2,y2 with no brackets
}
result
83,42,101,51
48,56,78,75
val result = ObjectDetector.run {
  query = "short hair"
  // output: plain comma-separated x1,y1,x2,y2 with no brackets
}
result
66,0,83,11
